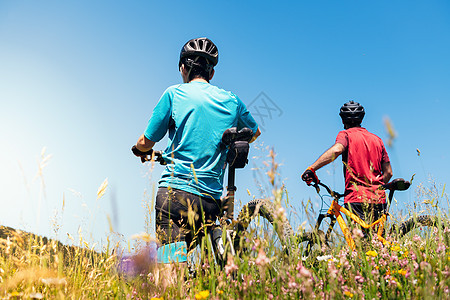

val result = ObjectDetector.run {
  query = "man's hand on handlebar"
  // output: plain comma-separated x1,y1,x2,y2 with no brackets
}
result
301,167,319,186
131,145,153,163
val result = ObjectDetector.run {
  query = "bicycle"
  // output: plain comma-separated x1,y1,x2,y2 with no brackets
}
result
298,179,446,256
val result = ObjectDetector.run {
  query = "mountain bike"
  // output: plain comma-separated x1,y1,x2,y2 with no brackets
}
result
237,176,448,258
299,179,448,255
139,127,290,267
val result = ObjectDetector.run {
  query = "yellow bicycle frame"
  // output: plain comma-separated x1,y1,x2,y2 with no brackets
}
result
327,199,388,250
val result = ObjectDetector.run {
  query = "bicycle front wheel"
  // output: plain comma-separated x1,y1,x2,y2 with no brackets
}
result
235,199,294,254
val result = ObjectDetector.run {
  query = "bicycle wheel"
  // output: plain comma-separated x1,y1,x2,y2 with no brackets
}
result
235,198,294,254
297,230,329,258
390,215,446,239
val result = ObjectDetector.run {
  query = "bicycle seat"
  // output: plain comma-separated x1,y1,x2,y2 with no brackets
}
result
221,127,253,146
383,178,410,191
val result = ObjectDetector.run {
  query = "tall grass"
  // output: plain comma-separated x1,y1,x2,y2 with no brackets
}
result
1,152,449,299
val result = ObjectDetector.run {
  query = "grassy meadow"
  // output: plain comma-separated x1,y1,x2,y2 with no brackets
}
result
1,153,449,299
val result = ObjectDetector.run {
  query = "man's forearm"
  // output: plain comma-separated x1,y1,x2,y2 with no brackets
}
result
249,127,261,143
310,143,345,171
382,162,393,183
136,134,155,152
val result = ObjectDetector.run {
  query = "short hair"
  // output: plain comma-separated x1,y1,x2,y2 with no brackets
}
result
181,56,213,82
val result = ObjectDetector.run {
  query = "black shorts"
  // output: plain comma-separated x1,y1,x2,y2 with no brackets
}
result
155,187,221,250
344,202,387,224
344,202,387,238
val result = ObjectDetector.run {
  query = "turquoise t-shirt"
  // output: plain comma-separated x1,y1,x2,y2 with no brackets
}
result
144,81,258,200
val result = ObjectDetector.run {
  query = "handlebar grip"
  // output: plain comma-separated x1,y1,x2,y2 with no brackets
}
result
141,151,166,165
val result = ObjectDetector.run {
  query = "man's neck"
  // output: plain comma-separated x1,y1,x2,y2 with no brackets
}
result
189,78,209,83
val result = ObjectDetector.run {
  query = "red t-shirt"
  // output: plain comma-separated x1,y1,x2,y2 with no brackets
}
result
335,127,390,204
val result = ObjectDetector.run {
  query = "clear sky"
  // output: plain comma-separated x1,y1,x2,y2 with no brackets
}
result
1,1,449,248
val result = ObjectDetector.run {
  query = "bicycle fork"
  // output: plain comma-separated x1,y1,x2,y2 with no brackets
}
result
314,213,337,244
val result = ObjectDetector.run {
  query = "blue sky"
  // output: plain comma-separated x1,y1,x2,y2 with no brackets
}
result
0,1,449,247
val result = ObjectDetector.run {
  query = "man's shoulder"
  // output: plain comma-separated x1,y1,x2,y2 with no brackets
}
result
208,84,239,99
164,83,184,94
348,127,384,143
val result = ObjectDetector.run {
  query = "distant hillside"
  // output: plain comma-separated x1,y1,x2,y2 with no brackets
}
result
0,225,100,261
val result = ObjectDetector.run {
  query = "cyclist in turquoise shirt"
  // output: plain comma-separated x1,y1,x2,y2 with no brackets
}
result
132,38,260,268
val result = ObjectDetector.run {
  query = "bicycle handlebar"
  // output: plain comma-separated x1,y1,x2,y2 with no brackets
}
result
314,182,345,199
312,178,410,201
140,150,166,165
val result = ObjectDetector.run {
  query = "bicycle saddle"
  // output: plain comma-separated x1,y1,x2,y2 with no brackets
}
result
221,127,253,146
383,178,411,191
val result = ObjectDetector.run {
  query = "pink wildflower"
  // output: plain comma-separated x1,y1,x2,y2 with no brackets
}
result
437,243,446,254
298,265,312,278
390,254,398,263
225,256,238,276
413,235,421,242
255,249,270,266
352,228,364,239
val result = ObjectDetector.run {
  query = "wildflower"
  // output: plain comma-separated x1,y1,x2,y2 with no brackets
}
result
397,269,407,276
255,249,270,266
390,254,398,263
316,254,334,262
150,298,163,300
288,280,299,289
298,265,312,278
355,275,364,283
366,250,378,257
437,243,446,254
217,290,223,295
413,235,421,242
224,256,238,276
391,245,401,252
195,290,210,300
352,228,364,239
343,290,354,298
30,293,44,299
328,262,339,279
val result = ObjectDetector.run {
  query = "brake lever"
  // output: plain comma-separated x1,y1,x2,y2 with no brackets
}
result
313,183,321,194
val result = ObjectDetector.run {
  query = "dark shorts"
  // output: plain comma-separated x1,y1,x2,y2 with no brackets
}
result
344,202,387,223
345,202,387,237
155,187,221,250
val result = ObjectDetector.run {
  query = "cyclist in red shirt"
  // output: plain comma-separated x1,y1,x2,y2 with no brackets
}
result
301,101,393,226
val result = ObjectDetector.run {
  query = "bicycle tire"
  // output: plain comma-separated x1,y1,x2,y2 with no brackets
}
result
235,198,294,249
297,230,330,258
390,215,445,238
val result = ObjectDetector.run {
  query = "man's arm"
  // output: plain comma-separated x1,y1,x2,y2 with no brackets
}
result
310,143,345,171
301,142,345,185
249,127,261,143
136,134,156,152
381,161,393,183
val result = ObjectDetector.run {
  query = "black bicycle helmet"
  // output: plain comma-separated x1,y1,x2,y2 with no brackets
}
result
178,37,219,69
339,101,365,124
